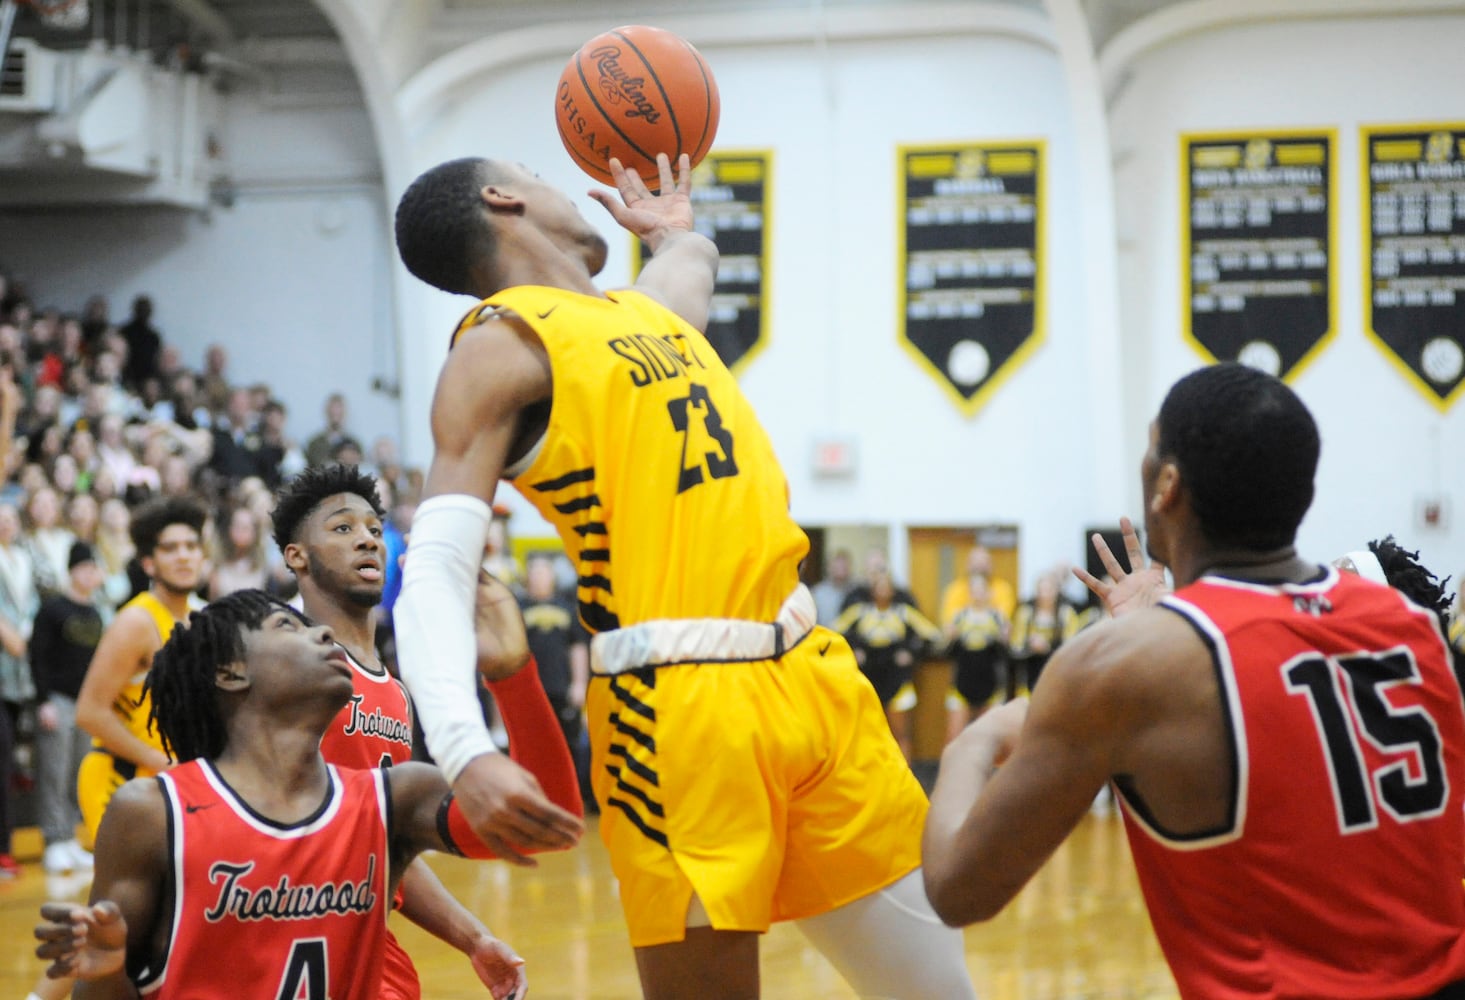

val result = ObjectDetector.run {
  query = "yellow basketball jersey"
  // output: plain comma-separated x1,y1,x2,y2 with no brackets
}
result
102,590,189,753
455,286,807,633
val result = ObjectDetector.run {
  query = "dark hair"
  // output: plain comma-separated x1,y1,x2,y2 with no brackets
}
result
145,590,296,762
129,496,207,557
394,158,495,295
1370,535,1455,626
271,463,385,552
1157,363,1319,549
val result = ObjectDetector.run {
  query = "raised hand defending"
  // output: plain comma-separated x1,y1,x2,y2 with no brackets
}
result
1071,516,1170,618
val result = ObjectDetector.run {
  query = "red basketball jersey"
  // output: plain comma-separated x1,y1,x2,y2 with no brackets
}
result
319,648,414,771
315,647,419,1000
1120,569,1465,999
139,761,390,1000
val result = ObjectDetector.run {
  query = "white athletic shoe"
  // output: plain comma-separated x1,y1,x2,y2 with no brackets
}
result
42,842,74,874
65,839,94,869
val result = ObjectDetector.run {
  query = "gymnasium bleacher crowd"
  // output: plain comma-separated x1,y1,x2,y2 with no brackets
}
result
0,273,422,877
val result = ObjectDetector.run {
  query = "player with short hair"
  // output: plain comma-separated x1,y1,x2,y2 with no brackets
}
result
925,363,1465,998
273,464,568,999
75,497,207,840
34,590,570,1000
391,153,976,998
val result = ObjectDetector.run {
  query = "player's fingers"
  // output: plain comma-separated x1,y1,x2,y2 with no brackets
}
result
1092,533,1127,580
46,959,78,980
1071,566,1108,598
517,795,586,838
675,152,692,195
39,902,80,923
613,157,652,202
656,152,675,194
1120,516,1146,568
89,900,122,926
499,806,580,849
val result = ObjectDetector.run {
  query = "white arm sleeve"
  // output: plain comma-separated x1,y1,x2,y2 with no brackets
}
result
394,493,499,784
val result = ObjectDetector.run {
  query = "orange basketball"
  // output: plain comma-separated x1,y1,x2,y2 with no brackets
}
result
555,25,720,191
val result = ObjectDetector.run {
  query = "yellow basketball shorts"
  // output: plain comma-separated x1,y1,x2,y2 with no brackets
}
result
586,626,930,947
77,748,159,844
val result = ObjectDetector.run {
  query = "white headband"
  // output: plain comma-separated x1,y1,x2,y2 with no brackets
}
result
1341,549,1388,586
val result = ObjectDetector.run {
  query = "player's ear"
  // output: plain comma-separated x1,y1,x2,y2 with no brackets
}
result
282,541,307,574
139,553,156,580
1151,461,1182,513
215,660,249,693
481,184,525,214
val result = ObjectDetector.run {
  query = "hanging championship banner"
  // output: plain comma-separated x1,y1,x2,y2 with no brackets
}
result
635,150,771,372
1363,124,1465,410
898,140,1044,416
1182,130,1336,380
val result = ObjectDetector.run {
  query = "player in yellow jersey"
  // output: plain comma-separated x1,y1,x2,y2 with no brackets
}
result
391,153,976,999
30,498,208,1000
75,497,205,836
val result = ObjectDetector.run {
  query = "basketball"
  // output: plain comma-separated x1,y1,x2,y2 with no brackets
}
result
555,25,720,191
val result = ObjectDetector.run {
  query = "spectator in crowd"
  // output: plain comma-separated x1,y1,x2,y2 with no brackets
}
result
167,370,208,431
253,398,305,487
79,295,110,353
95,498,135,609
30,541,105,874
483,507,522,591
940,545,1017,625
842,546,921,612
1008,569,1076,697
0,502,33,879
200,342,230,417
519,551,592,811
23,486,75,596
943,572,1010,742
811,547,853,626
209,506,268,600
64,425,97,493
304,391,362,468
208,387,262,483
835,569,944,761
119,295,162,391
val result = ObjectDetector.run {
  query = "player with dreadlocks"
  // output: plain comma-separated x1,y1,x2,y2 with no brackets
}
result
271,464,578,998
35,589,578,1000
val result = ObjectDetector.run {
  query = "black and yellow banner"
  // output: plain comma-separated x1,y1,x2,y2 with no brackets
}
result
897,141,1044,416
1363,124,1465,410
634,150,771,372
1182,130,1336,380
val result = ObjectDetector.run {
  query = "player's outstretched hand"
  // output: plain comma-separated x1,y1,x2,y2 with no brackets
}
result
34,900,127,981
589,152,694,250
454,753,583,867
475,568,530,681
468,932,529,1000
1071,516,1170,618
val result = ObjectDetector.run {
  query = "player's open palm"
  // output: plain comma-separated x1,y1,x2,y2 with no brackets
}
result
590,152,694,245
468,933,529,999
1072,516,1170,618
34,901,127,981
455,753,583,866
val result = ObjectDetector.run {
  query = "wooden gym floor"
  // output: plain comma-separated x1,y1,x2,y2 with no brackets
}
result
0,811,1178,999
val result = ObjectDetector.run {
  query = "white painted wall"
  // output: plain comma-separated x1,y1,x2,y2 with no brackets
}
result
1108,8,1465,584
0,86,402,452
393,8,1107,594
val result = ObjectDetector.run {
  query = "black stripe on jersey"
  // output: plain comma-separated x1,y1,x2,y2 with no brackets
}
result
1114,603,1241,843
578,574,613,594
609,743,660,787
203,759,338,832
554,494,601,515
580,548,611,563
606,796,668,848
573,522,608,537
605,764,665,818
609,711,656,753
531,467,596,493
579,601,621,632
610,678,656,722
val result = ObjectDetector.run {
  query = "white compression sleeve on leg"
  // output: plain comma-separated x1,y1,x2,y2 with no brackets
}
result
394,493,498,784
795,868,978,999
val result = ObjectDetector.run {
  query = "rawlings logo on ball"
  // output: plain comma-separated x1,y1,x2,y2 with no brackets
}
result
589,45,663,122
